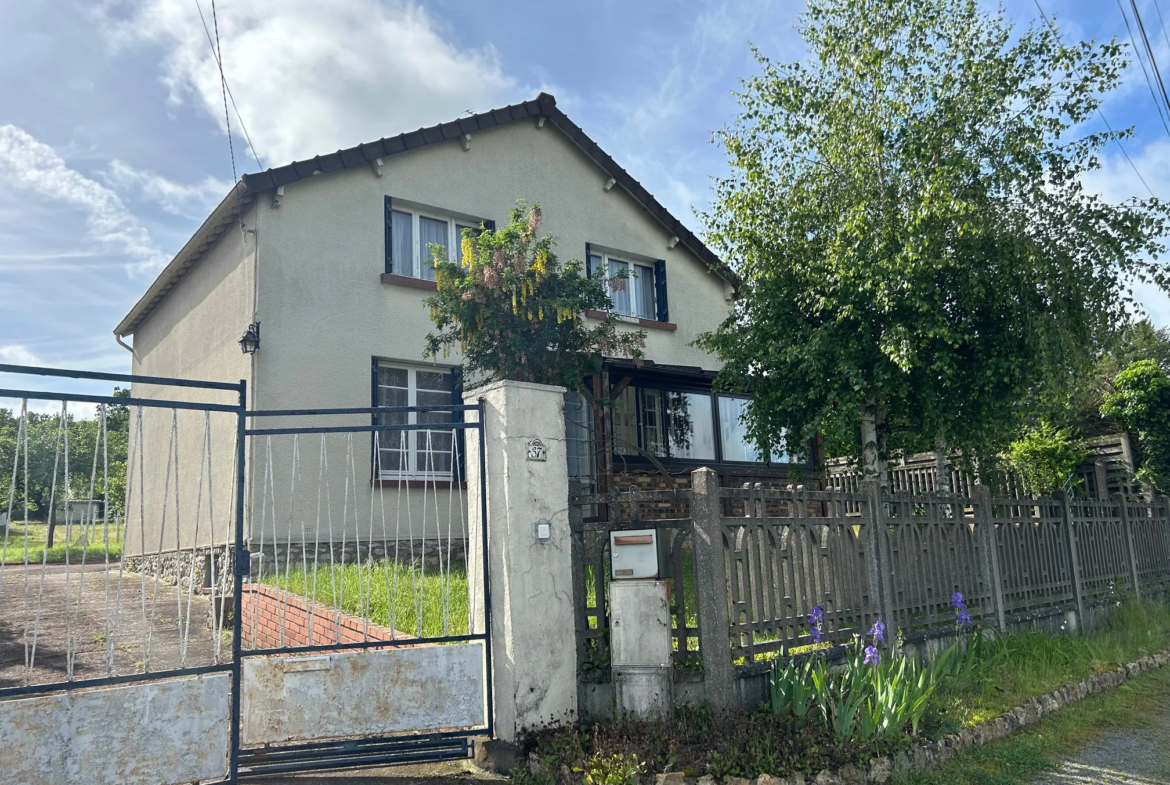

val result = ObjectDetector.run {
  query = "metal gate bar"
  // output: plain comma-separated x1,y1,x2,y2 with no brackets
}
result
0,363,247,785
234,400,493,774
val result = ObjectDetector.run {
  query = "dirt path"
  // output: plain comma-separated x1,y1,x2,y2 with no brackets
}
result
1032,706,1170,784
0,562,225,688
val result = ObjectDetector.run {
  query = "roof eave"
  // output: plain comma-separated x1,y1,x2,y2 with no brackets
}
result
114,182,252,337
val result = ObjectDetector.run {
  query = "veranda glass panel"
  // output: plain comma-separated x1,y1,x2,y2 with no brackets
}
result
717,395,788,463
667,391,715,460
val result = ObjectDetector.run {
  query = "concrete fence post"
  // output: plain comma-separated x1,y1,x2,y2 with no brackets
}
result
861,480,896,648
973,484,1007,631
464,380,577,746
690,467,735,709
1056,490,1086,630
1114,492,1141,599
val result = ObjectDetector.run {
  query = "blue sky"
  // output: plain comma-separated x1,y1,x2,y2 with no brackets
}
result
1,0,1169,388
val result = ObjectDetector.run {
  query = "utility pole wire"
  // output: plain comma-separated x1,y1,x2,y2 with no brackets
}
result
194,0,263,172
1033,0,1158,199
1117,0,1170,139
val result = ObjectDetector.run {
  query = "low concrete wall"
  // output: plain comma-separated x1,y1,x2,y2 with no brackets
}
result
238,584,401,649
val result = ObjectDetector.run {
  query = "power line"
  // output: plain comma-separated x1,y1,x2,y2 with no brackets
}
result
194,0,263,172
208,0,245,234
1033,0,1158,199
1121,0,1170,138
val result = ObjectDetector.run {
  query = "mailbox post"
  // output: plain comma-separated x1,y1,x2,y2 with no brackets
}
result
608,528,672,720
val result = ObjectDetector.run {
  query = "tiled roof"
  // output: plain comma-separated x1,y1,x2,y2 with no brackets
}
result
116,93,732,337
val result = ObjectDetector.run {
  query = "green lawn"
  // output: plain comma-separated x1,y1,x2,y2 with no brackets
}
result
928,598,1170,732
261,559,470,639
902,665,1170,784
0,521,123,565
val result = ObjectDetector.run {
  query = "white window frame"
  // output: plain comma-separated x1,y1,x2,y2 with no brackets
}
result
593,251,657,320
375,362,457,481
390,207,479,280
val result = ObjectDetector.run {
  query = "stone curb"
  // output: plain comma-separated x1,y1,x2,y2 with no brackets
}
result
638,649,1170,785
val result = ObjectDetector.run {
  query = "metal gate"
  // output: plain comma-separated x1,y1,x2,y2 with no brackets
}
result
0,363,246,785
0,364,492,782
235,401,492,776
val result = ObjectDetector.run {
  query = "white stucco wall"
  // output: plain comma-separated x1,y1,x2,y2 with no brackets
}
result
126,205,255,554
247,120,730,545
124,119,730,551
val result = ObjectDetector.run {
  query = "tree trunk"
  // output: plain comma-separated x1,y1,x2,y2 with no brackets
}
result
45,508,57,549
935,434,952,494
860,401,881,485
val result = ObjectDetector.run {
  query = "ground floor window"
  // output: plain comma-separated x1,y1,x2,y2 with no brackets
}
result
611,382,788,465
374,362,456,479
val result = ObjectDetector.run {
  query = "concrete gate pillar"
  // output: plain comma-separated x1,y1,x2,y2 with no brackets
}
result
464,380,577,747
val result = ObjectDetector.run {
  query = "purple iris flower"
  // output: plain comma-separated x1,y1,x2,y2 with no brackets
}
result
951,592,965,609
864,645,881,665
809,605,824,627
810,626,822,643
868,620,885,643
958,608,972,626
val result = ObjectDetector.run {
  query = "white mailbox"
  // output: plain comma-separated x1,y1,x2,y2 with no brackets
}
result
610,529,659,580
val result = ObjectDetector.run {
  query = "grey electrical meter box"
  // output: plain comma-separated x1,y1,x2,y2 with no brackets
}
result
610,529,659,580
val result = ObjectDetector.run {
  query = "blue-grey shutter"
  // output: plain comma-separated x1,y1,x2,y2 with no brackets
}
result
371,357,381,478
483,219,496,233
585,242,593,279
654,259,668,322
384,196,393,274
451,369,465,479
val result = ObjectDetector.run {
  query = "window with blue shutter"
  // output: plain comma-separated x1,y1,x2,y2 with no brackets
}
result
654,259,668,323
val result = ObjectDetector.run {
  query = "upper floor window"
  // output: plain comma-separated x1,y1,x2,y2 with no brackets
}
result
385,198,485,281
587,247,668,323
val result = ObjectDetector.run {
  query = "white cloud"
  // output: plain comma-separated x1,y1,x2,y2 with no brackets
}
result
105,0,522,168
0,125,169,274
0,345,43,367
1081,138,1170,328
105,159,231,218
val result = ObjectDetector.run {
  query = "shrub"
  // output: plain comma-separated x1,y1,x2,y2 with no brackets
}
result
1004,423,1088,496
1101,359,1170,493
425,201,645,391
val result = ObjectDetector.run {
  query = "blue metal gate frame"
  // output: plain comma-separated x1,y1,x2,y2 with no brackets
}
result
0,363,247,783
0,364,494,781
233,401,494,777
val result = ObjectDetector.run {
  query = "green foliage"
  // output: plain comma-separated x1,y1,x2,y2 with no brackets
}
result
0,389,130,530
697,0,1170,470
769,636,978,743
575,753,640,785
425,201,645,391
1004,423,1088,496
1101,359,1170,493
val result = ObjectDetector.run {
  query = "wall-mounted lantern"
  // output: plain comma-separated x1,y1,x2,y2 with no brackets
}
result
239,322,261,354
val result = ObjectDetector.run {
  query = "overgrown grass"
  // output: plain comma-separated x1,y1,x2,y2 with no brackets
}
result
261,559,469,639
0,521,123,565
926,598,1170,732
902,666,1170,784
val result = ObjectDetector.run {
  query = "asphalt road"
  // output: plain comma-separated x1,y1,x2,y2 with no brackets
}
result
1032,706,1170,784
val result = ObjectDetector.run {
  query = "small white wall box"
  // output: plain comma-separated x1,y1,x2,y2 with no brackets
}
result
610,529,659,580
610,579,673,720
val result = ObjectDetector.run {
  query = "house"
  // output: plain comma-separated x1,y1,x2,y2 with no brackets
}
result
113,93,803,560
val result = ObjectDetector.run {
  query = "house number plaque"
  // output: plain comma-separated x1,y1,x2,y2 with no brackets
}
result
526,438,548,461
